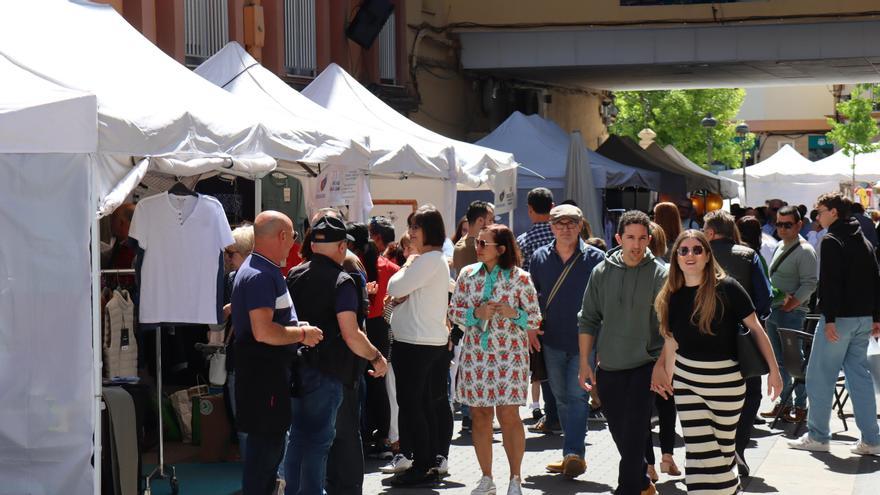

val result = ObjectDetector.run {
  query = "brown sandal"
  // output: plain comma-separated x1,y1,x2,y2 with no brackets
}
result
660,455,681,476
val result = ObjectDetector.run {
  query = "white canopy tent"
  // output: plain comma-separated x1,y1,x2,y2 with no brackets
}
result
195,42,474,223
719,145,835,207
813,148,880,183
0,2,290,494
303,63,519,232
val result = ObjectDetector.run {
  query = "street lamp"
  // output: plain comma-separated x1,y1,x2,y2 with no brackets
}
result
736,123,750,205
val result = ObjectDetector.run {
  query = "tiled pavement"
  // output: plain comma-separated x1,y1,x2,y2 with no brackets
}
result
363,396,880,494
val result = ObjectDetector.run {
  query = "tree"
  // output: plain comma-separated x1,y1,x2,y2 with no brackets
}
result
609,89,754,169
825,83,880,197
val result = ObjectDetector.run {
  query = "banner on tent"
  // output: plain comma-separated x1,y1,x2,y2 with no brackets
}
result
492,168,516,215
312,165,372,221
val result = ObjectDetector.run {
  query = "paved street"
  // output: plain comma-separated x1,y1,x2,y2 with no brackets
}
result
364,394,880,494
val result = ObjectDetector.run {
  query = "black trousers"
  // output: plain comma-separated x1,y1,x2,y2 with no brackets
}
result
735,376,762,457
325,382,364,495
392,341,451,472
597,364,654,495
364,317,391,440
645,392,677,463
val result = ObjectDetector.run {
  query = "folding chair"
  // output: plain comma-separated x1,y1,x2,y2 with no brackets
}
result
804,315,821,335
771,327,813,434
832,372,849,432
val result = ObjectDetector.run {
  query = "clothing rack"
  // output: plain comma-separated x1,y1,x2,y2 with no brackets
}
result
99,268,179,494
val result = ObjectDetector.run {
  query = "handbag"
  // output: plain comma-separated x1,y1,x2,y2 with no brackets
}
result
530,254,580,381
208,321,233,386
737,325,770,378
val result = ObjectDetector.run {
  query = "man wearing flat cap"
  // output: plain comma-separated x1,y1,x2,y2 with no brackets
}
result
528,204,605,478
284,215,388,495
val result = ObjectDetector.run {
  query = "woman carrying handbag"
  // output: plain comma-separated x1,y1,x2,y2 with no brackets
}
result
652,230,782,494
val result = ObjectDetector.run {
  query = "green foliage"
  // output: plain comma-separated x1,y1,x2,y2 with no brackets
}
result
826,83,880,170
609,89,754,169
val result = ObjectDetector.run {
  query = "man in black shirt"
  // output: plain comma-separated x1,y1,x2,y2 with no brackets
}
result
789,192,880,455
284,216,388,495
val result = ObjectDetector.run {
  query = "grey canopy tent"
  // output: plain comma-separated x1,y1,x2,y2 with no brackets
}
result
645,143,740,199
475,112,660,231
597,135,688,197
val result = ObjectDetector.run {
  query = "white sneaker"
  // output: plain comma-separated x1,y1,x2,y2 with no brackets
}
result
379,453,413,474
506,475,522,495
470,475,496,495
788,433,830,452
851,441,880,456
432,455,449,475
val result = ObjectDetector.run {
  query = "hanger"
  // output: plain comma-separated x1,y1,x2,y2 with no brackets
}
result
168,178,197,197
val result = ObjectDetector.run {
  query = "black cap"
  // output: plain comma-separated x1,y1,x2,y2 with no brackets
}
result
311,215,354,243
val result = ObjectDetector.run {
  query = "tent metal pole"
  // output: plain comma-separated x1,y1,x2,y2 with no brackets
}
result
90,161,103,495
255,176,262,215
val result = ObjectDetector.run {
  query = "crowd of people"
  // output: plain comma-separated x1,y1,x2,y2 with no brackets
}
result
223,186,880,495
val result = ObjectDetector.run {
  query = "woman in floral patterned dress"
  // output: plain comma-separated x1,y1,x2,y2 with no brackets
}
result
448,224,542,495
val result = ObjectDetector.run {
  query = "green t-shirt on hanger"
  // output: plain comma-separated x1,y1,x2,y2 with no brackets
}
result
261,173,307,235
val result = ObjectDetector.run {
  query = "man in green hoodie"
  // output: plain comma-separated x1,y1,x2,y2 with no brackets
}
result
577,210,668,495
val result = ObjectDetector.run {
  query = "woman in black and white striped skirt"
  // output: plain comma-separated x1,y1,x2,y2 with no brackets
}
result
651,230,781,494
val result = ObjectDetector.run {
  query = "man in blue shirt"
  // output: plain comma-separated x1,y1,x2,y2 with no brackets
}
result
529,204,604,479
232,211,323,495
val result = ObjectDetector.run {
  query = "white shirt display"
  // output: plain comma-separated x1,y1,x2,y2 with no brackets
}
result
387,250,451,346
129,192,234,324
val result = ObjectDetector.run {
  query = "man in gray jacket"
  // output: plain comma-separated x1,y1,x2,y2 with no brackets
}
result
577,210,667,495
760,205,817,424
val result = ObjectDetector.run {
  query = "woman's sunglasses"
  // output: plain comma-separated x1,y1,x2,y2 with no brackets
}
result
475,239,499,249
676,245,705,257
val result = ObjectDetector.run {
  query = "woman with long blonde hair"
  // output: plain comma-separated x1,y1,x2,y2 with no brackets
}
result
651,230,781,494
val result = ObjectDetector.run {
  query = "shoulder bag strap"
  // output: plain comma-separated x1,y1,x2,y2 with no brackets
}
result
769,240,803,276
545,253,580,313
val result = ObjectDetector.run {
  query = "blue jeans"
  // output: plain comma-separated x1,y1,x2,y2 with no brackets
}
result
543,345,589,457
766,309,808,408
285,366,344,495
806,316,880,445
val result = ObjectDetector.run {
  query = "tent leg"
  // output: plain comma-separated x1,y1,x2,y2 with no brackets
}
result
255,176,262,216
90,166,102,495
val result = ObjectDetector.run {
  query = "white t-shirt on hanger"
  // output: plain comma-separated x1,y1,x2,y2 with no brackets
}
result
129,192,234,324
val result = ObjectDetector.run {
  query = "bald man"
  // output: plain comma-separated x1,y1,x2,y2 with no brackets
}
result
232,210,323,495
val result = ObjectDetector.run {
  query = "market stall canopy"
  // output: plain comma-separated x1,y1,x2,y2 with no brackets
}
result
718,145,837,206
597,135,687,196
476,111,660,190
302,63,518,192
0,0,283,216
657,144,740,198
0,54,97,153
719,145,817,182
195,42,383,171
813,147,880,183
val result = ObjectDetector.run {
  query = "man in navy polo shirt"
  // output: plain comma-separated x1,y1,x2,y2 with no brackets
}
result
529,204,604,478
232,210,323,495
